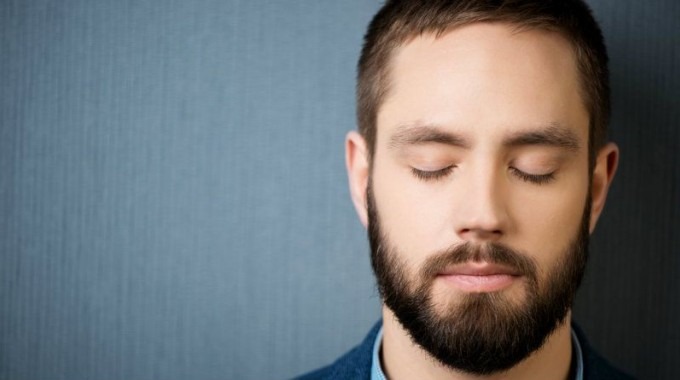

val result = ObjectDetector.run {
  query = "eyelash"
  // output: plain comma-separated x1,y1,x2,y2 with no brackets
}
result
411,166,455,181
509,167,556,185
410,166,556,185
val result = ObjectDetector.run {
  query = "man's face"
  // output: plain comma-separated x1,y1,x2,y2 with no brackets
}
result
368,23,592,373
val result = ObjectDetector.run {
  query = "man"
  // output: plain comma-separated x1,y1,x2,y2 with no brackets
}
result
299,0,632,379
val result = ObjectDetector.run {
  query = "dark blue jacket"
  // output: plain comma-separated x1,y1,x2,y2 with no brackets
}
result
296,321,634,380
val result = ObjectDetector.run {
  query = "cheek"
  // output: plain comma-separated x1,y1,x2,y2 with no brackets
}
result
509,177,589,271
371,160,453,267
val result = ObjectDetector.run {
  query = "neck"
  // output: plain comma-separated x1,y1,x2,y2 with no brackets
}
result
380,306,573,380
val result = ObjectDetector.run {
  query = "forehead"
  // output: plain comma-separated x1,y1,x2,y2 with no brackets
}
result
377,22,589,146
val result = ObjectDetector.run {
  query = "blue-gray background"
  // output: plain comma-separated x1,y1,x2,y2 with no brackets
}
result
1,1,678,379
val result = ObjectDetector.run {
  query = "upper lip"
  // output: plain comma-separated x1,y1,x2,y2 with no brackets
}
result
438,262,521,276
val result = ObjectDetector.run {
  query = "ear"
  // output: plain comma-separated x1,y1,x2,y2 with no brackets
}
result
346,131,370,228
589,142,619,233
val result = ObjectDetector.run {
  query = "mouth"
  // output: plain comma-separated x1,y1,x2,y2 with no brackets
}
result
437,262,522,293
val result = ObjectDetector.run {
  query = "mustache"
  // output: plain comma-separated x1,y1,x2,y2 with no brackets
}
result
420,242,538,281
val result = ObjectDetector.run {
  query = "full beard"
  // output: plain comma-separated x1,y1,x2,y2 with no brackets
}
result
367,185,590,375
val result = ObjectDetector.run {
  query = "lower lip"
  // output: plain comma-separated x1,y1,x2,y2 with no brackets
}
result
439,274,518,292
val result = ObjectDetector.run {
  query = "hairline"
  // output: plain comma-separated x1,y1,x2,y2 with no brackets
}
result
360,18,604,169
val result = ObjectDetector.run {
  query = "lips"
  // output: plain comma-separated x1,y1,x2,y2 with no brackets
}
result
439,262,521,277
437,262,521,292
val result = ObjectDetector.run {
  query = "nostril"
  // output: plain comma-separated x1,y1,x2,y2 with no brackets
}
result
458,227,503,241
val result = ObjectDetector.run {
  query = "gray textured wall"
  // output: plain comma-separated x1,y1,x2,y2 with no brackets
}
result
1,1,678,379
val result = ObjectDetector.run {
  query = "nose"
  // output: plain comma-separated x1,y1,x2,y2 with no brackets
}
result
453,168,508,243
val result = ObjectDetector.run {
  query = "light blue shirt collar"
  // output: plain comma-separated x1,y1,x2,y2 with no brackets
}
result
370,327,387,380
370,326,584,380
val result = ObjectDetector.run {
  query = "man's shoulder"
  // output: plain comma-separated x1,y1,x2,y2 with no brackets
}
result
293,322,381,380
573,323,636,380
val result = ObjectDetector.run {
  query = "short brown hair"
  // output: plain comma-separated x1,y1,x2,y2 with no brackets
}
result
357,0,610,166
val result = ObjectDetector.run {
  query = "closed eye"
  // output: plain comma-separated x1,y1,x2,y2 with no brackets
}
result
510,167,555,185
411,166,455,181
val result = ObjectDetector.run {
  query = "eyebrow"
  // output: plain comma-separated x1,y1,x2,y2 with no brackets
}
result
503,123,581,152
389,123,471,150
388,122,581,152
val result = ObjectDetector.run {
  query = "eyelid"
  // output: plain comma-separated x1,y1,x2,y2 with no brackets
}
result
412,165,555,184
511,154,563,175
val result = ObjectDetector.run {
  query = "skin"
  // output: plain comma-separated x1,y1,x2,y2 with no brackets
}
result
346,23,619,380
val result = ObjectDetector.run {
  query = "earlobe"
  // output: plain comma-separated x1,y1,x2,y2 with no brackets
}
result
346,131,370,228
589,142,619,233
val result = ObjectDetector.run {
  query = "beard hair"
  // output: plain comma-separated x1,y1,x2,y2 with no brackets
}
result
367,183,590,375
